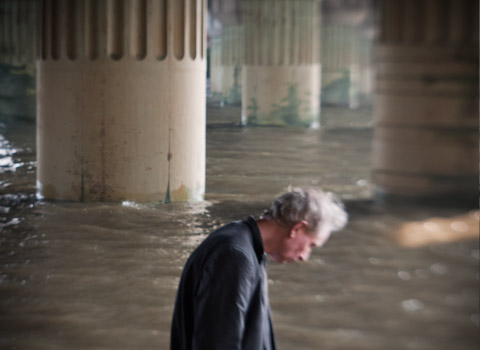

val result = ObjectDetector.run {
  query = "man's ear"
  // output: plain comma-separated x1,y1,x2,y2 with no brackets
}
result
290,220,308,237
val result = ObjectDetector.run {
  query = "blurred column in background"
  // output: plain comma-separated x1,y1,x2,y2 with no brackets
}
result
208,0,243,109
321,24,359,108
356,34,374,107
372,0,479,203
209,25,244,106
209,36,223,100
220,25,244,105
242,0,321,127
321,0,375,108
37,0,207,202
0,0,37,121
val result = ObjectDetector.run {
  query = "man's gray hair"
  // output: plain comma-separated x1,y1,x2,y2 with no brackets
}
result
262,187,348,233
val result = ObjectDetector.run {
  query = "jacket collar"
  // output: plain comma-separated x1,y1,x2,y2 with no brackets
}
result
245,216,265,264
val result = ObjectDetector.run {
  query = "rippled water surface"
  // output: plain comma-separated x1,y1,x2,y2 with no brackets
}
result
0,107,478,350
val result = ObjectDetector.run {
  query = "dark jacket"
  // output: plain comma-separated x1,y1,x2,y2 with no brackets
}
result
170,216,276,350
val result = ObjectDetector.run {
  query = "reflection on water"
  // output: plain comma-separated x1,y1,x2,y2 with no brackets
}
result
396,211,480,248
0,107,478,350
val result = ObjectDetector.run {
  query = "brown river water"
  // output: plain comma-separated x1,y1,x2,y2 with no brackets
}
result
0,106,478,350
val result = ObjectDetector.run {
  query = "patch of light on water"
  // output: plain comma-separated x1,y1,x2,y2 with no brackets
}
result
121,201,146,210
422,221,438,231
429,263,448,276
395,212,479,248
0,217,22,229
397,270,412,281
184,233,208,248
183,200,214,215
356,179,369,186
401,299,425,312
471,314,480,327
0,135,25,173
0,148,14,157
0,157,24,172
450,221,469,232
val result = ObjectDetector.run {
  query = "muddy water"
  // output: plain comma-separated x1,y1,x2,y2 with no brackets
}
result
0,107,478,350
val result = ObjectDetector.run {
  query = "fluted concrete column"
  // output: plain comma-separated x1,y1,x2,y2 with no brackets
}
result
209,25,243,105
209,36,223,97
0,0,37,120
37,0,206,202
356,35,374,106
220,25,243,105
372,0,479,202
321,24,374,108
321,24,358,108
242,0,321,127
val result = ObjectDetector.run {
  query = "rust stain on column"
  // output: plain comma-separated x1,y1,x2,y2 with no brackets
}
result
171,184,190,201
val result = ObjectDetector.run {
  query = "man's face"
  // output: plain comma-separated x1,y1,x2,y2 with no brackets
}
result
270,222,332,263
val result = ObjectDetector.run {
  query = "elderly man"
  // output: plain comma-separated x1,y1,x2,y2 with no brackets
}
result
170,187,348,350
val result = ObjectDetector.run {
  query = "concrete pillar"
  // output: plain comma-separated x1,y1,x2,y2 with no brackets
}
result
209,36,223,99
321,24,358,108
37,0,206,202
356,34,374,106
242,0,321,127
321,24,374,108
372,0,479,203
209,25,244,106
220,25,243,105
0,0,37,121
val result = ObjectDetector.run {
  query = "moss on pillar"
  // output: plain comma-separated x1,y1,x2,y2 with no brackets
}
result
248,84,315,127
